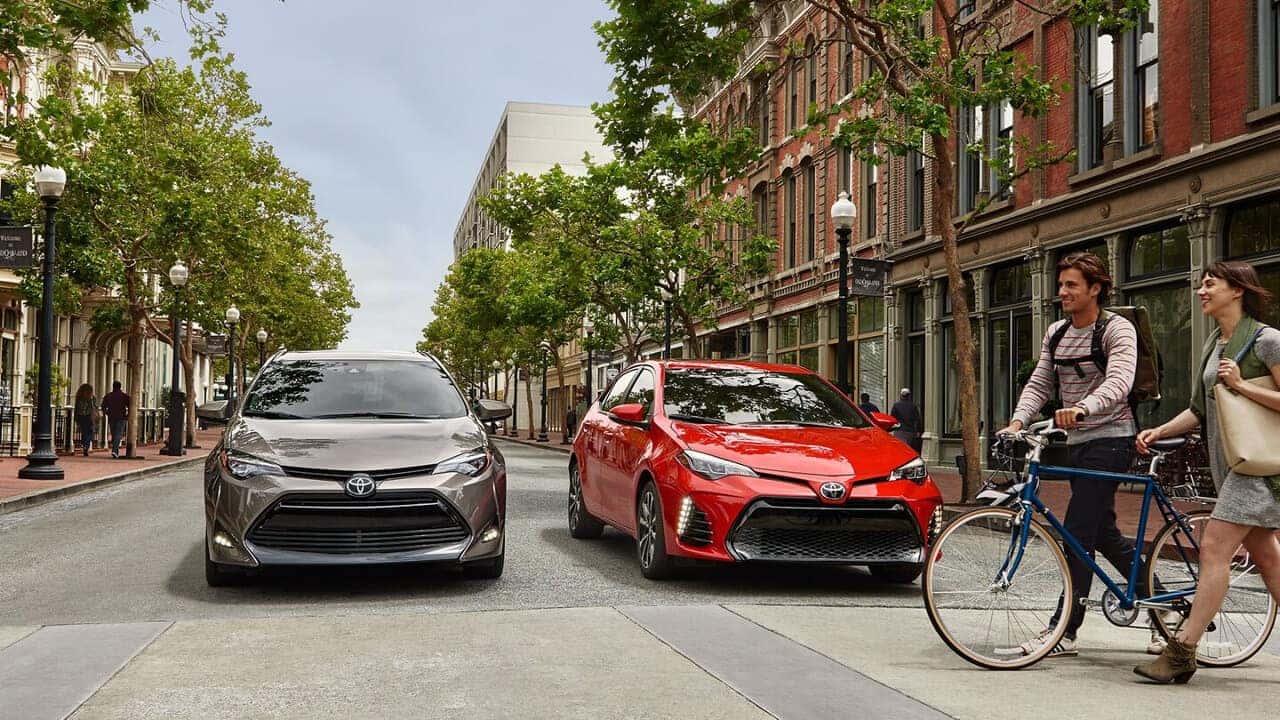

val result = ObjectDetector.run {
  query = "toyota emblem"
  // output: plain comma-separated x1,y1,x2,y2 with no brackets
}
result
819,482,846,501
345,473,375,498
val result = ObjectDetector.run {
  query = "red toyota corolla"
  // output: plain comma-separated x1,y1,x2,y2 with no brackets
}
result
569,361,944,581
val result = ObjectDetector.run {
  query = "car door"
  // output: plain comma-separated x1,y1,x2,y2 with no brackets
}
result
583,368,638,526
606,367,656,533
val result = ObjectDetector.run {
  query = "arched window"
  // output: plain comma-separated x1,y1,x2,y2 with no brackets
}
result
802,159,816,261
783,170,797,267
805,35,817,110
789,56,802,129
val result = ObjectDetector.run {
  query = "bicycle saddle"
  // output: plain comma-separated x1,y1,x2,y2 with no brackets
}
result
1148,437,1187,452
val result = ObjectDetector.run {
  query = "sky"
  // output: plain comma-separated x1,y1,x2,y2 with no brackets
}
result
141,0,615,351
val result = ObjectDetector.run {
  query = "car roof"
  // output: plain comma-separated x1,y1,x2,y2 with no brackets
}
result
647,360,812,374
275,350,440,363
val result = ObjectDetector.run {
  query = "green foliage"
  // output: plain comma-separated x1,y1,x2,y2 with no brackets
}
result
24,363,68,405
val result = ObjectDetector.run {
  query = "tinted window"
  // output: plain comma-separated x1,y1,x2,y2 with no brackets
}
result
624,369,656,415
600,369,638,411
242,359,468,419
662,367,871,428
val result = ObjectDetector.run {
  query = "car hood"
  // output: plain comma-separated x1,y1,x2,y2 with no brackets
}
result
225,415,486,471
669,422,918,479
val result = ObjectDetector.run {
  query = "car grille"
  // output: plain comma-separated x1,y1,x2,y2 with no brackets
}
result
247,492,470,554
728,499,922,564
278,464,437,482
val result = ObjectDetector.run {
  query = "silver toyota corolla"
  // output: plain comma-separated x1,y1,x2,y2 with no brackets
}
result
203,350,511,586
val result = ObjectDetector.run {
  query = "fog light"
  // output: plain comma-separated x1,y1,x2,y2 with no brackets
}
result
929,505,945,544
213,531,235,548
480,527,501,543
675,496,712,546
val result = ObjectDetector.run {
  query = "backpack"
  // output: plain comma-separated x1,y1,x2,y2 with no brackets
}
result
1046,306,1162,413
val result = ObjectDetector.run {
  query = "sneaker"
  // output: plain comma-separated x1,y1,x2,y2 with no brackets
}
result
1147,611,1183,654
111,451,118,458
995,628,1078,658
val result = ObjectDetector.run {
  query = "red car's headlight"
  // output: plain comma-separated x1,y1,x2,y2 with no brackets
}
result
888,458,928,485
676,449,758,481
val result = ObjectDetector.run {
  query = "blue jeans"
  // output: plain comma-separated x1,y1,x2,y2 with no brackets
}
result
75,415,94,452
109,419,126,455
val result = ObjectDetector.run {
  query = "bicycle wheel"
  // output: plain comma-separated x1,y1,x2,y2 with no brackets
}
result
923,507,1073,669
1146,509,1277,667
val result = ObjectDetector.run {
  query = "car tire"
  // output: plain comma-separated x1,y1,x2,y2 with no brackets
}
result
568,462,604,539
636,481,675,580
463,552,504,580
205,544,245,587
869,562,924,584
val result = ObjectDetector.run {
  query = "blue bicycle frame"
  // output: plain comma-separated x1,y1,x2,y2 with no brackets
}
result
999,458,1198,611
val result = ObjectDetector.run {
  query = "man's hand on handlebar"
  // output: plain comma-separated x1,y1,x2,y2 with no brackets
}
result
1135,427,1163,455
997,419,1024,438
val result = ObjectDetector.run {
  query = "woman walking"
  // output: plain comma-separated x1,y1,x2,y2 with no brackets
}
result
1134,260,1280,683
73,383,98,457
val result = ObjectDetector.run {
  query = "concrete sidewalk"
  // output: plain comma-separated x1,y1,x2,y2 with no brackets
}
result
0,427,221,514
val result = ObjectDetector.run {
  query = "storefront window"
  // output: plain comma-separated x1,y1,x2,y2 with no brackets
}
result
776,310,820,372
1128,223,1190,279
1125,283,1192,427
858,296,884,333
987,262,1033,430
1226,194,1280,259
905,289,926,418
857,337,884,409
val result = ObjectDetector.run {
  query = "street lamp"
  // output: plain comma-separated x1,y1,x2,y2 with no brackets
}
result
20,166,67,479
160,260,189,456
659,282,673,360
582,312,595,409
507,354,519,438
490,359,502,433
225,305,240,408
831,191,858,394
537,340,551,442
256,328,268,367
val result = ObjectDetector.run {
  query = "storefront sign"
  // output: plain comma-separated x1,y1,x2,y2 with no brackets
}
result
0,226,35,269
205,334,227,356
850,259,890,297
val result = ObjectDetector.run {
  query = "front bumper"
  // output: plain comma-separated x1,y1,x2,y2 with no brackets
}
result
204,456,505,568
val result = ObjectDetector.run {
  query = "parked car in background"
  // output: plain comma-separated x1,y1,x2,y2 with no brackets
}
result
203,350,511,586
569,361,943,582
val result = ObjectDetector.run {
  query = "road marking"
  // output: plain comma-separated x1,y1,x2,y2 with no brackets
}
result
622,605,953,720
0,621,170,720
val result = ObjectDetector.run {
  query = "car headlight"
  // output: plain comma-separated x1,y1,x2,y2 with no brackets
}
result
435,448,490,477
676,449,758,481
889,457,928,485
221,448,283,479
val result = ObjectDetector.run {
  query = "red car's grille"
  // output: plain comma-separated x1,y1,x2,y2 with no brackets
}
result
727,499,923,564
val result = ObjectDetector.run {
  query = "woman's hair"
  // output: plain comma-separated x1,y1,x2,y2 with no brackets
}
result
1203,260,1275,320
1056,251,1113,305
75,383,94,402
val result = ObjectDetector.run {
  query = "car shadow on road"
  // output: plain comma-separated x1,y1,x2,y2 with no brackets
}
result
166,542,504,603
536,525,922,601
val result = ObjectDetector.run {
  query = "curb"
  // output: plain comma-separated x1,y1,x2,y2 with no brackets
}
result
492,436,573,456
0,455,207,516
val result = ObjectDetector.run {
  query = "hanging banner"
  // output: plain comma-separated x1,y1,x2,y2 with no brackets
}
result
0,226,35,269
850,259,890,297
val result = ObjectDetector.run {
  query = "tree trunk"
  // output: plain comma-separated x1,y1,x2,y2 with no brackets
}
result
524,364,536,440
125,318,143,458
553,354,566,433
931,130,981,502
680,312,700,359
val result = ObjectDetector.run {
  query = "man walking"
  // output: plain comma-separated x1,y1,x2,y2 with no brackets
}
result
857,393,880,416
890,388,923,453
999,251,1139,658
101,381,131,459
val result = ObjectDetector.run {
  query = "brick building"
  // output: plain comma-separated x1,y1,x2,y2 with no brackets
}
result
683,0,1280,468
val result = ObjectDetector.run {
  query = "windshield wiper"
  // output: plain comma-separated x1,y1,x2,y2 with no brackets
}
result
310,412,447,419
739,420,848,428
667,413,726,424
242,410,306,419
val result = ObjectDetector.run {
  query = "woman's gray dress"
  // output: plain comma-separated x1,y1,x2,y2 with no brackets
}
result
1202,327,1280,528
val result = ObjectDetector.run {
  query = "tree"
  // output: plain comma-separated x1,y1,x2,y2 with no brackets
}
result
596,0,1145,500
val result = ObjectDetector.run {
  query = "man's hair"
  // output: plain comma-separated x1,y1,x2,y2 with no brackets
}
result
859,393,870,403
112,381,122,390
1056,251,1113,305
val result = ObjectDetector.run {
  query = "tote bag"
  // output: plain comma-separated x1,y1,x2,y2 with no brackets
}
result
1216,330,1280,476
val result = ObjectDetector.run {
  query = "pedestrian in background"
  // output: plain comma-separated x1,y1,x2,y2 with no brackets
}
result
890,388,923,453
1134,260,1280,684
858,393,880,416
73,383,98,457
101,381,131,459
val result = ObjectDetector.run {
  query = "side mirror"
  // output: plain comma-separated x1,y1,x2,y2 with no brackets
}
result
476,398,512,421
870,411,900,432
609,403,647,424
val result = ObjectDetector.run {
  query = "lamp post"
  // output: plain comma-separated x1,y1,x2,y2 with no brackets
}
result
20,166,67,479
490,359,502,433
225,306,239,408
582,312,595,408
508,355,519,437
537,341,551,442
160,260,189,457
256,328,268,368
830,191,858,394
659,284,672,360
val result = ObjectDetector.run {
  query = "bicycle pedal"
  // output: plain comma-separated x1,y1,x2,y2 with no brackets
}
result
1079,598,1103,608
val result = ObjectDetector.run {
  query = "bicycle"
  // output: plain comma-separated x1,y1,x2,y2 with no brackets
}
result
922,420,1277,670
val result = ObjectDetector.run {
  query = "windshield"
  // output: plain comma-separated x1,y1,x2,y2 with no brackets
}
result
241,359,468,420
662,367,871,428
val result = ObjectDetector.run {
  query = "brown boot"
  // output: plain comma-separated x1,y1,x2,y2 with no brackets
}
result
1134,637,1197,684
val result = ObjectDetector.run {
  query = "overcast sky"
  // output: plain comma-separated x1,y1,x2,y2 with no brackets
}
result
142,0,614,350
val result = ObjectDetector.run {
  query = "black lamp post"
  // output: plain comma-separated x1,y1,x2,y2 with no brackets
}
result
831,191,858,394
583,312,595,408
508,356,519,437
256,328,268,368
160,260,189,456
20,166,67,480
537,341,551,442
225,306,239,408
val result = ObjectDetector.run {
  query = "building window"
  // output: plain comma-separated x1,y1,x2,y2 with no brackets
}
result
987,262,1033,431
803,160,816,261
1260,0,1280,108
990,100,1014,199
1127,223,1190,279
1128,2,1159,151
904,288,926,418
864,157,878,238
838,144,854,194
940,274,978,436
1080,25,1115,170
776,310,820,371
753,77,770,147
1226,194,1280,326
958,0,975,17
784,170,797,267
0,179,13,225
789,56,801,130
908,150,925,232
841,29,855,97
806,35,817,112
753,184,770,242
957,103,983,213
